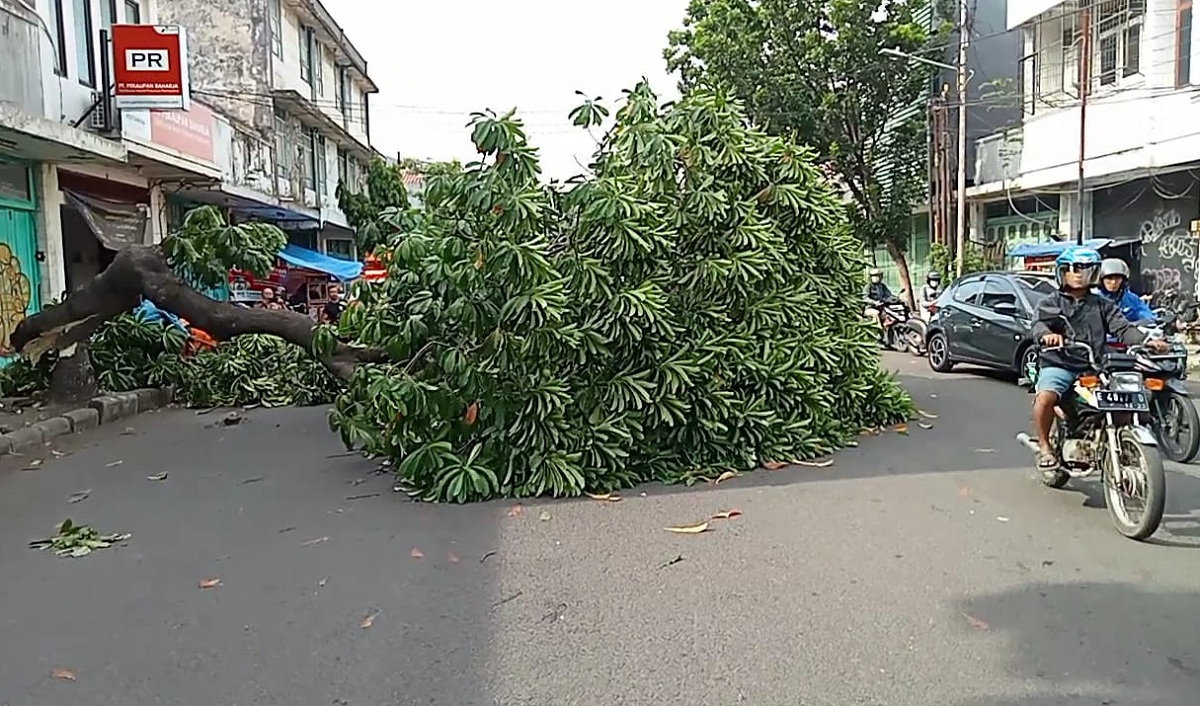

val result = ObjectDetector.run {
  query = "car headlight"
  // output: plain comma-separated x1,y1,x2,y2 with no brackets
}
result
1110,372,1145,392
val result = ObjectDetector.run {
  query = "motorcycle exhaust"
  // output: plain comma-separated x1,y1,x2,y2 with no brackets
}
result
1015,432,1039,452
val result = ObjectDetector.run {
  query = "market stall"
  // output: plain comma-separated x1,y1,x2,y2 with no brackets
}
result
228,244,363,318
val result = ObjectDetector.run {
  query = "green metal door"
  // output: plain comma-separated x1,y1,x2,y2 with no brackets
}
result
0,208,41,356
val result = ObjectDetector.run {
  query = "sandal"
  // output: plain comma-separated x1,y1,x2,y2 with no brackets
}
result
1036,450,1059,469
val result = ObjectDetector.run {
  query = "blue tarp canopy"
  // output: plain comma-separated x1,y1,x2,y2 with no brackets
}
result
1007,237,1142,258
277,244,363,281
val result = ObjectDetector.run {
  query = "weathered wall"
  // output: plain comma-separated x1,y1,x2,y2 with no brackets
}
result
157,0,273,136
1093,172,1200,299
0,1,44,115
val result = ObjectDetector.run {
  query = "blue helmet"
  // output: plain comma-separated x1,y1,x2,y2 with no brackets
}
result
1054,245,1103,288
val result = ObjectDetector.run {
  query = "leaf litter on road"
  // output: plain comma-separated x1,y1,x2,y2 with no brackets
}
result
410,547,424,559
507,504,524,517
105,460,123,468
918,410,939,419
360,611,379,629
918,422,934,429
714,470,741,483
50,668,77,681
146,473,168,481
961,612,989,630
794,458,834,468
29,519,130,558
894,423,909,435
762,461,787,470
585,492,622,502
665,521,711,534
448,552,460,564
538,510,552,522
198,578,222,589
67,490,91,504
711,509,743,520
301,536,329,547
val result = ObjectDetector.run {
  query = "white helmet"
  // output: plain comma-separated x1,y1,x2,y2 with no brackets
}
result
1099,258,1130,281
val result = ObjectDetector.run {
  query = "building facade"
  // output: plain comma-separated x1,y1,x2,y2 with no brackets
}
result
969,0,1200,286
0,0,377,355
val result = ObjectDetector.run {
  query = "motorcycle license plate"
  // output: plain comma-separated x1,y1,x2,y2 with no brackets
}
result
1093,389,1149,411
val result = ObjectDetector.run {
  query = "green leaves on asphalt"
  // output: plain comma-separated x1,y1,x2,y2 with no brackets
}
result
328,82,913,504
28,519,130,558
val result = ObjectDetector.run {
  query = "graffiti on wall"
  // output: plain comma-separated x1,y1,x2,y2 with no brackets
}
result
0,243,33,355
1138,206,1199,300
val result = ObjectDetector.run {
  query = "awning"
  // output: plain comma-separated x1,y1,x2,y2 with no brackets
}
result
0,104,127,165
278,244,363,281
1007,237,1142,258
63,189,150,250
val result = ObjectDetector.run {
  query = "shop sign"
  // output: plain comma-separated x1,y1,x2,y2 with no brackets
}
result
111,25,191,110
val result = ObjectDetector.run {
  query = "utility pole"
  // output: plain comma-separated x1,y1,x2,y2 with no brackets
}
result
1074,2,1092,245
954,0,970,276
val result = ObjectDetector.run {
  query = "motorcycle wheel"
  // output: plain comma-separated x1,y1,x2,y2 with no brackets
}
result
1151,389,1200,463
905,328,925,356
1103,428,1166,541
885,326,907,352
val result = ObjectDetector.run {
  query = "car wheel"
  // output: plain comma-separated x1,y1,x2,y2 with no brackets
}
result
1017,344,1038,386
927,331,954,373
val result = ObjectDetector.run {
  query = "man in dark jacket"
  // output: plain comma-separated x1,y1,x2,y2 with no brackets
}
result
1030,246,1168,470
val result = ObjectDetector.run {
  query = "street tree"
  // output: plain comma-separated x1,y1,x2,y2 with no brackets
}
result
339,157,464,254
665,0,943,306
10,83,911,502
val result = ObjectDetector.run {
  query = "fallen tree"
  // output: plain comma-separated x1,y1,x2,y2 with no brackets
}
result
10,207,383,388
9,84,913,503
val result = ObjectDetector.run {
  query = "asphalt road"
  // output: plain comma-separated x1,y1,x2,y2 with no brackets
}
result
1,353,1199,705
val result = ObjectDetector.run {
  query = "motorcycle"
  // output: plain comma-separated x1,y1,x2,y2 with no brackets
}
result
1106,311,1200,463
1018,341,1167,540
868,296,924,354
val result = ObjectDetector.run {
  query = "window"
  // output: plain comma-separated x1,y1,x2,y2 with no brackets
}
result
1096,0,1143,86
274,110,291,179
325,238,355,261
337,149,348,190
336,68,348,114
952,277,986,304
311,130,327,195
979,277,1020,312
124,0,141,22
314,44,324,96
1179,0,1193,86
269,0,282,57
0,162,31,203
49,0,67,77
300,129,315,190
73,0,96,87
99,0,116,29
299,27,312,83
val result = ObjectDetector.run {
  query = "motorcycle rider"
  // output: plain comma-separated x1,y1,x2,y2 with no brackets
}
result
1096,257,1157,324
864,268,895,344
1031,246,1169,472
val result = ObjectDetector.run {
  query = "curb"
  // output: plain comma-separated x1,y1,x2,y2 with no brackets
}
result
0,386,175,456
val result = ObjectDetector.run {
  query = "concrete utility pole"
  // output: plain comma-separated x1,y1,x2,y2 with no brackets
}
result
1074,2,1092,245
954,0,970,275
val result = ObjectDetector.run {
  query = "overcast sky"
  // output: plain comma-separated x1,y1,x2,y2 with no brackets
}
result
324,0,688,181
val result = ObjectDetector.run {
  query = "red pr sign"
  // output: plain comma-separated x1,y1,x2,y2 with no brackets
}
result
111,25,191,110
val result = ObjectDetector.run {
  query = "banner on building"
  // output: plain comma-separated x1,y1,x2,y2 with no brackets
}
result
63,190,150,250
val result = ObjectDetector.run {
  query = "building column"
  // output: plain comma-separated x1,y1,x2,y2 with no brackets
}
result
148,183,168,244
1056,191,1094,241
34,164,67,303
967,200,985,246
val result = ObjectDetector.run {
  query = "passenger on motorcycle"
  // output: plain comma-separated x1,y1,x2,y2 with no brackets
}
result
1096,257,1156,324
918,272,941,307
1030,246,1169,469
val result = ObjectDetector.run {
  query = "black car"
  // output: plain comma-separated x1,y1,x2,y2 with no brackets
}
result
925,270,1058,381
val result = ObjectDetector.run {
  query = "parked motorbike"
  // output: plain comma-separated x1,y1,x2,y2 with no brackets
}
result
868,297,923,354
1018,341,1166,540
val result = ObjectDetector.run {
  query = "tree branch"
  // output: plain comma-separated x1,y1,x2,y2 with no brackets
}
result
10,245,385,381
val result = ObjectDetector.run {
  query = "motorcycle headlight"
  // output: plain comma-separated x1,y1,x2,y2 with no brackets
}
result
1110,372,1145,391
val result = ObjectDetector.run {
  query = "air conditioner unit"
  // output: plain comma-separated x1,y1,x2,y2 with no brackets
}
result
89,91,110,131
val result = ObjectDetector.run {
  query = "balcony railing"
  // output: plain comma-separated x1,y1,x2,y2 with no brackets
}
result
0,0,46,116
974,128,1023,185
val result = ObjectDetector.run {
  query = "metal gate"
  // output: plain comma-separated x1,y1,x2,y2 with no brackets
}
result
0,162,42,357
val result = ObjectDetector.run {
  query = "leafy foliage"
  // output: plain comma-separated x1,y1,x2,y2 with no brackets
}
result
0,355,52,397
929,242,988,281
161,206,286,289
28,519,130,558
175,335,339,408
338,158,416,253
90,314,187,392
328,83,913,503
664,0,944,302
396,156,463,178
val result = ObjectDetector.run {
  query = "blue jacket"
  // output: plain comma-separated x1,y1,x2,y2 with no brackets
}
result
1096,287,1156,324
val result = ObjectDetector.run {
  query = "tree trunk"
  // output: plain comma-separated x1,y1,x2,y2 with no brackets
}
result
886,241,916,311
48,342,97,404
10,245,386,381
